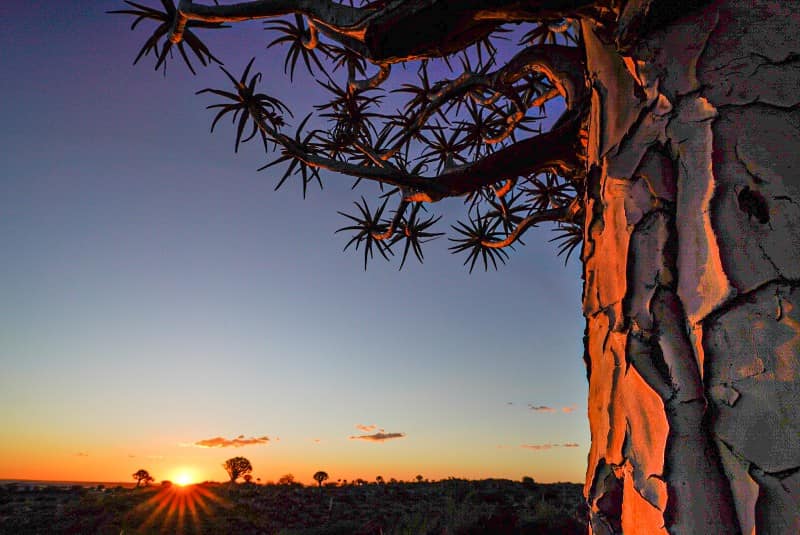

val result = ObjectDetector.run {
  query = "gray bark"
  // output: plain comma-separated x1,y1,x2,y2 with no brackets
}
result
581,1,800,533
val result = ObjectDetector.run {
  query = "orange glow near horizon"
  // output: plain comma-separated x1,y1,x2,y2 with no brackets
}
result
172,469,197,487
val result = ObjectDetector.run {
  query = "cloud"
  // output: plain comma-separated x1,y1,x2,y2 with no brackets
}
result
527,404,579,414
75,452,89,457
312,438,322,444
355,424,377,433
522,443,555,450
193,435,270,448
521,442,580,451
349,432,406,442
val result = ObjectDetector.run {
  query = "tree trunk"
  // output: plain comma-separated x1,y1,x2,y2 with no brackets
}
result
580,1,800,533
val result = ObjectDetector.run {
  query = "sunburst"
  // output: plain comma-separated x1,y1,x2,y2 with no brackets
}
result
131,483,228,533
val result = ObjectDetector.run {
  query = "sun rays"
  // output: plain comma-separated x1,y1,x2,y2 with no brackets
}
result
133,483,228,533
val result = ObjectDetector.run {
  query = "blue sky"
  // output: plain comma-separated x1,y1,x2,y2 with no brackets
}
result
0,0,588,484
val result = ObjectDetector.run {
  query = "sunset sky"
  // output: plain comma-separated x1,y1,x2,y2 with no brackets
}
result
0,1,588,486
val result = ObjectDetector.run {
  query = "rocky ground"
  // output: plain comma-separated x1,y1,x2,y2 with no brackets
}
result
0,478,587,534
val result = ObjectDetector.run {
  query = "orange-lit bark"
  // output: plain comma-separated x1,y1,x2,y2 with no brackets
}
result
581,1,800,533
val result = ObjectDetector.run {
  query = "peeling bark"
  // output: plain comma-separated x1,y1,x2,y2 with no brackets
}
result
582,1,799,532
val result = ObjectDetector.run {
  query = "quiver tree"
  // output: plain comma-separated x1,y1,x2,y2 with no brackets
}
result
133,469,154,487
313,470,329,487
111,1,800,532
223,456,253,483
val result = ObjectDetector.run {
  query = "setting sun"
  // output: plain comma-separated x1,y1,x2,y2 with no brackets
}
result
174,471,195,487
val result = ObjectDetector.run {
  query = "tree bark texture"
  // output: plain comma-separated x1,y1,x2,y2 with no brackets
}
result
581,1,800,533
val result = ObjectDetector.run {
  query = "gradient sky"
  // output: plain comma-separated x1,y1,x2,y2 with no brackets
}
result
0,1,588,486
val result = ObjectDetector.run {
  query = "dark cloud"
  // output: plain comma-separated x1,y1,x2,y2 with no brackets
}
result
521,442,580,450
349,432,405,442
528,405,556,413
74,452,88,457
194,435,270,448
355,424,377,433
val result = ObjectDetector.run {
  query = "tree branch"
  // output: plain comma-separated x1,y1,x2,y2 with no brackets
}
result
371,199,409,241
348,62,392,92
170,0,597,62
174,0,366,27
381,44,585,160
295,14,318,49
495,44,586,110
493,179,516,198
481,206,568,248
434,114,583,197
250,103,583,203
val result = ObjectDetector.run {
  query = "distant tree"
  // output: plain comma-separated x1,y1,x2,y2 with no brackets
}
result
278,473,295,485
416,474,424,483
132,469,154,488
313,470,329,488
222,457,253,483
243,474,253,484
375,475,384,485
522,476,536,487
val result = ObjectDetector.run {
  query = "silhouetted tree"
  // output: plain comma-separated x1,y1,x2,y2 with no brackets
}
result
313,471,329,488
222,456,253,483
278,473,295,485
112,2,800,532
243,474,253,484
132,469,154,488
416,474,424,483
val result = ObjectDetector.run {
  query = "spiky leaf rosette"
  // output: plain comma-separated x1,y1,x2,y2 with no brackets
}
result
108,0,226,75
197,58,291,153
336,197,394,271
258,114,323,198
449,215,512,273
389,204,444,269
549,221,583,264
265,16,330,81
